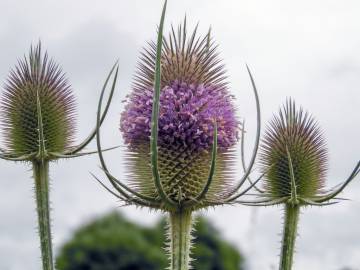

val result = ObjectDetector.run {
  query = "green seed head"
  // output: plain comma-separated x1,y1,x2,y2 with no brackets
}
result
260,99,328,199
124,144,237,205
1,43,76,157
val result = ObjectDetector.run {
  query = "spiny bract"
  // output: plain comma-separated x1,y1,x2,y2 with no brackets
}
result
1,43,76,157
259,99,328,200
120,21,239,206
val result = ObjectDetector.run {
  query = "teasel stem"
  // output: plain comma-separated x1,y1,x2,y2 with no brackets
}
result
279,204,300,270
33,160,53,270
169,209,193,270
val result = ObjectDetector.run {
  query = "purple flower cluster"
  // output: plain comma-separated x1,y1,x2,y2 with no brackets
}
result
120,80,239,151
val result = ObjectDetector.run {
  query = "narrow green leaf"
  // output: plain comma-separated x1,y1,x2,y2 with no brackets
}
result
150,0,177,209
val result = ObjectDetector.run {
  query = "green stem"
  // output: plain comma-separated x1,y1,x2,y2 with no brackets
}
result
33,161,54,270
169,209,193,270
279,204,300,270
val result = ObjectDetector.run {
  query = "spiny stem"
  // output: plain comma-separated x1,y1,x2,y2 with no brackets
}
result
33,161,54,270
279,204,300,270
169,209,193,270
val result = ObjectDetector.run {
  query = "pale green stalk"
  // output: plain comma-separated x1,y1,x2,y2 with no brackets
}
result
169,210,193,270
33,160,53,270
279,204,300,270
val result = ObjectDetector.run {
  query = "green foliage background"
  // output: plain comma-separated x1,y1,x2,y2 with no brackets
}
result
56,211,244,270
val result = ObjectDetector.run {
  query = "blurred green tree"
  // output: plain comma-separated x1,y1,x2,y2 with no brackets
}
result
56,211,244,270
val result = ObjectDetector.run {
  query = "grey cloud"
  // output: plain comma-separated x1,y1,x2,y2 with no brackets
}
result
0,1,359,270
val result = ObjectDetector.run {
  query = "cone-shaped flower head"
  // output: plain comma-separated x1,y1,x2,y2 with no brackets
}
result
0,41,118,270
257,100,359,270
259,99,328,201
120,21,239,207
1,43,76,158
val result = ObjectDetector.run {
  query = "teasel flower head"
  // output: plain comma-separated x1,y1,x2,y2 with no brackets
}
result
260,99,328,203
0,42,118,162
94,2,263,269
95,0,262,215
251,100,359,270
119,23,241,207
244,98,360,208
0,42,118,270
1,43,76,157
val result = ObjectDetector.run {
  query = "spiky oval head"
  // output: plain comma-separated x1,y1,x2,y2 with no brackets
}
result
120,21,239,206
1,43,76,157
259,100,328,199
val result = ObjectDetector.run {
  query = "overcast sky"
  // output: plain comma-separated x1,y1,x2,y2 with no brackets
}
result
0,0,359,269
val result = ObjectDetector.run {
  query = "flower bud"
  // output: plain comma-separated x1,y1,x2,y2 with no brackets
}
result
259,99,327,199
1,43,76,156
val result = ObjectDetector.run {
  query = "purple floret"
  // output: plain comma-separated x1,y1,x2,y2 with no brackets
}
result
120,80,239,151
